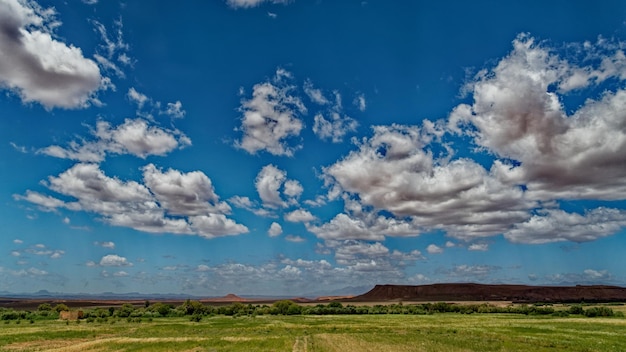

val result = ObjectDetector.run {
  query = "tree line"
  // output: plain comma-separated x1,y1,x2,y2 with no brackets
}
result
0,300,622,324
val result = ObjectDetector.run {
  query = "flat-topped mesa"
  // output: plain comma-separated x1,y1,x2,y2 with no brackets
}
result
354,283,626,303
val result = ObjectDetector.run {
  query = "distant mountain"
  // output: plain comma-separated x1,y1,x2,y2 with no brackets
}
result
0,291,204,300
354,283,626,303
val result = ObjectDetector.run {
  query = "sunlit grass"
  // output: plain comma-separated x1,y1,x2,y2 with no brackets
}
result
1,314,625,351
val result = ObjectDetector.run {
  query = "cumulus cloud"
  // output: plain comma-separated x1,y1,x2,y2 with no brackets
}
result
284,209,316,223
283,179,303,199
0,0,103,109
322,124,533,240
504,208,626,244
38,118,191,162
235,68,306,156
254,164,303,208
164,100,186,118
24,244,64,259
226,0,290,9
127,87,148,108
255,164,287,208
99,254,132,267
320,240,423,276
426,244,443,254
313,34,626,247
285,235,305,242
16,163,248,239
313,112,358,143
451,34,626,201
468,243,489,251
268,222,282,237
308,211,420,241
94,241,115,249
143,164,231,216
311,90,358,143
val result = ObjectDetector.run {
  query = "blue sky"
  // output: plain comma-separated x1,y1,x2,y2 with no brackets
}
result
2,0,626,296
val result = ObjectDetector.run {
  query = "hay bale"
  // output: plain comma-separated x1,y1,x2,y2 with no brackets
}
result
59,310,83,320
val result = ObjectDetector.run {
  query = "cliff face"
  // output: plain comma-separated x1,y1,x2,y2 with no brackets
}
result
354,283,626,303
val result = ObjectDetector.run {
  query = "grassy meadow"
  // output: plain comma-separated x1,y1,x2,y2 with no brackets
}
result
1,310,626,352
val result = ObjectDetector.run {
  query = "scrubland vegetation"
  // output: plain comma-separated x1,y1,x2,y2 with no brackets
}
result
1,301,625,351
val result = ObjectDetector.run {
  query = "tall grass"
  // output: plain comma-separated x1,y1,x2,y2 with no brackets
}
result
1,313,625,351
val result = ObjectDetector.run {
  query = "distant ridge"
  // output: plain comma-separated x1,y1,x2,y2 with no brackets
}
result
203,293,247,302
354,283,626,303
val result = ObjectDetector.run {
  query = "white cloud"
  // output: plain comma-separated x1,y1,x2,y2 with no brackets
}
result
90,18,129,78
11,251,20,257
4,267,48,277
408,273,430,283
311,88,359,143
426,244,443,254
322,124,532,240
226,0,290,9
0,0,103,109
127,87,148,108
285,235,305,242
99,254,132,267
284,209,316,223
94,241,115,249
17,163,248,239
546,269,613,285
235,68,306,156
303,79,329,105
445,241,456,248
142,164,231,216
10,142,27,153
255,164,287,208
268,222,282,237
13,190,68,210
313,34,626,247
13,239,23,244
23,244,64,259
583,269,610,280
188,214,249,239
95,119,189,158
164,100,186,118
313,112,358,143
353,93,366,111
468,243,489,251
254,164,304,209
451,34,626,201
307,210,421,241
283,179,303,199
38,118,191,162
197,264,210,272
320,240,423,275
504,208,626,244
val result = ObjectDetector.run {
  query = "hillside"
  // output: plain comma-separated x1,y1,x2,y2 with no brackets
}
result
353,283,626,303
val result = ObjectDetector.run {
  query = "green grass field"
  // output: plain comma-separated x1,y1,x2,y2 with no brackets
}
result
1,313,625,352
